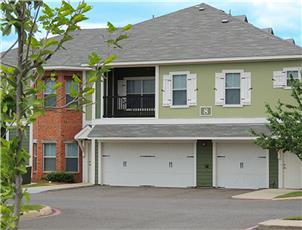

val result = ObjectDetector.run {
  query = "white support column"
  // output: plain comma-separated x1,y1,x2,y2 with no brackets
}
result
278,150,284,188
193,140,197,187
82,71,87,126
82,142,89,183
155,65,160,119
91,80,96,121
212,141,217,187
90,139,96,184
98,140,102,185
100,78,104,119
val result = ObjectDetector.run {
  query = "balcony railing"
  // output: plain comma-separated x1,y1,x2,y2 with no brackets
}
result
103,95,155,118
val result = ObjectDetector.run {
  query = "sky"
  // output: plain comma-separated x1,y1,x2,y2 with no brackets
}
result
1,0,302,52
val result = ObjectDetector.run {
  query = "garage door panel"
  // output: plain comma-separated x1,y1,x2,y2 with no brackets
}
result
216,143,268,189
102,142,194,187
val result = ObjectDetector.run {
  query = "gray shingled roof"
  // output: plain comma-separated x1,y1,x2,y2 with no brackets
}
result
2,3,301,67
87,123,269,139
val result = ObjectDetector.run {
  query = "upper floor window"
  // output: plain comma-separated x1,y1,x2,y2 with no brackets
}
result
43,143,56,172
225,73,241,105
163,71,197,107
65,143,78,172
44,80,56,108
172,74,187,106
215,70,251,107
273,67,301,89
65,79,79,108
286,70,299,86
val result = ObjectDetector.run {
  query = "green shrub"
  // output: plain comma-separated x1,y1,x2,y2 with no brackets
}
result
46,172,74,183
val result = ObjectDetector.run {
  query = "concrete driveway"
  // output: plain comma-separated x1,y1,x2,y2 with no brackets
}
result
20,186,302,230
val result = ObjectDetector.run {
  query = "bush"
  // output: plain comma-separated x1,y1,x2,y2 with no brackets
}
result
46,172,74,183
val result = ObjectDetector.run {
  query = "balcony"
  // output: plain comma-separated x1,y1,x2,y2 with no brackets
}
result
103,95,155,118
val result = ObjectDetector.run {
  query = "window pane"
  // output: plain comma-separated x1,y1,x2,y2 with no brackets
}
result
173,90,187,105
66,79,78,94
226,73,240,88
66,143,78,157
45,80,55,94
66,158,78,172
287,71,299,86
45,96,56,108
127,80,141,94
44,158,56,171
225,89,240,104
143,80,155,94
173,75,187,89
44,143,56,157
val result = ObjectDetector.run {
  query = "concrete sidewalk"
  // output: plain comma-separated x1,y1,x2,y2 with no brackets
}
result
25,183,93,194
232,189,299,200
257,219,302,230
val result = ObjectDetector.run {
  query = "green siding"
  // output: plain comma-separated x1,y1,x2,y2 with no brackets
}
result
9,126,30,165
269,149,279,188
9,126,30,152
196,140,213,187
159,60,301,118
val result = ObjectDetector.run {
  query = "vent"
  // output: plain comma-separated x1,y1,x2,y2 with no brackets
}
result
198,7,205,11
285,39,295,45
262,28,274,35
221,19,229,23
234,15,248,23
200,106,212,116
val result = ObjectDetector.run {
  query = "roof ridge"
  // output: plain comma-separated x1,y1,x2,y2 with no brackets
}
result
204,3,302,49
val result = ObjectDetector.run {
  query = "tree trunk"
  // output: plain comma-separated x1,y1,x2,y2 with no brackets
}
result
13,2,25,229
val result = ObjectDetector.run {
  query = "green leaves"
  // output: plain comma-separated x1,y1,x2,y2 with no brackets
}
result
253,77,302,161
107,22,116,33
88,52,101,66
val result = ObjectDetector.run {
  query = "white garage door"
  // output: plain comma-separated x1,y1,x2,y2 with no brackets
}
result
216,142,268,189
102,142,195,187
284,152,302,189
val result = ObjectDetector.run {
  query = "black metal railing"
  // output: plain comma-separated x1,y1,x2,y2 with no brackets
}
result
103,95,155,117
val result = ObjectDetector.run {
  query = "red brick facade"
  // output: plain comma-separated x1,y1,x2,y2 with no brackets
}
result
32,71,83,182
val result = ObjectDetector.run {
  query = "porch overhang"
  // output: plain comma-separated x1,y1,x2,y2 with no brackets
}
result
87,123,269,141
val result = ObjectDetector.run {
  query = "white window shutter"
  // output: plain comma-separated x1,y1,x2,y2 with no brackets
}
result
187,73,197,106
240,72,252,105
273,71,286,88
117,80,126,96
163,75,172,106
215,73,225,105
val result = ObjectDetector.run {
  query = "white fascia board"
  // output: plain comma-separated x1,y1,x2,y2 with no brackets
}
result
90,136,257,141
80,55,302,67
92,118,268,125
44,66,91,71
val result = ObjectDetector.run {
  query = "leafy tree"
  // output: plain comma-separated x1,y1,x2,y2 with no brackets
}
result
0,1,131,229
253,76,302,161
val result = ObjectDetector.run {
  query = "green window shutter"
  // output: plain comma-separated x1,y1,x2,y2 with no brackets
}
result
269,149,279,188
196,140,213,187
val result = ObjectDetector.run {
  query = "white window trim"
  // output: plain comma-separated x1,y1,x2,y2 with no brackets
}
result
282,67,301,89
170,71,190,108
65,142,79,173
222,69,244,107
43,143,56,173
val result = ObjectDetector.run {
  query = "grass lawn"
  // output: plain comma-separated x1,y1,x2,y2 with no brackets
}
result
22,204,45,212
284,216,302,221
23,181,62,188
275,191,302,199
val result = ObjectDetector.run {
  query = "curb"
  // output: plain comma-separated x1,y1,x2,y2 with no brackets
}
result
272,196,302,201
256,219,302,230
40,184,94,192
21,206,52,220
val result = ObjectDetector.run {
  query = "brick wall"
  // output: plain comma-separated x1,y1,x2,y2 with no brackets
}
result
32,71,83,182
